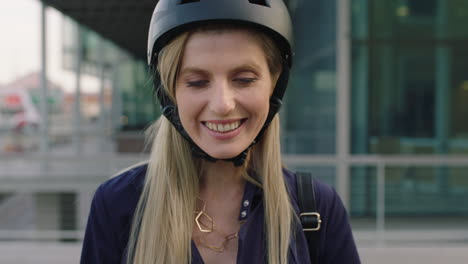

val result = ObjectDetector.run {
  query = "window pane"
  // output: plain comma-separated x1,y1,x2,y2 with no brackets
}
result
351,0,468,155
351,165,468,216
283,0,337,154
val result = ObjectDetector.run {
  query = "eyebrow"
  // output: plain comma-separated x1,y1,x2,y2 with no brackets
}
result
232,62,262,75
179,67,210,77
179,62,263,77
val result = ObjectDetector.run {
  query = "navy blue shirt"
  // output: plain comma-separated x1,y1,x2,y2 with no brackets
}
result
81,164,360,263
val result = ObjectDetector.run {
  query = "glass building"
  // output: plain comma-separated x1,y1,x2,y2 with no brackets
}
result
349,0,468,216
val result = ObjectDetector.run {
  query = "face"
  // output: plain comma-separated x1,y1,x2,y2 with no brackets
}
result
175,30,274,159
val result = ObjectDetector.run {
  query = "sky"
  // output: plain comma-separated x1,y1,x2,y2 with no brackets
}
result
0,0,100,93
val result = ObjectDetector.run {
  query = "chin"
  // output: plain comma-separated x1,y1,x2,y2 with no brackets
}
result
204,148,245,160
209,152,242,160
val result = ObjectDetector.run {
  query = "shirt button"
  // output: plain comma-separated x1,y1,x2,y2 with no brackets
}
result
243,200,250,207
241,210,247,218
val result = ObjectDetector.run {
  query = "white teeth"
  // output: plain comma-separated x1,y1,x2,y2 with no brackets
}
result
205,120,242,133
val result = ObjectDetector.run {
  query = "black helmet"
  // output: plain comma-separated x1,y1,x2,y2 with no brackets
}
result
147,0,293,166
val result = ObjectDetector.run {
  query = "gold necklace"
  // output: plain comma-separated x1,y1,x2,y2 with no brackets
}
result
193,198,242,253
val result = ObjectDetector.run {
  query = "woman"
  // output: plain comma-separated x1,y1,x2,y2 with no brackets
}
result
81,0,360,263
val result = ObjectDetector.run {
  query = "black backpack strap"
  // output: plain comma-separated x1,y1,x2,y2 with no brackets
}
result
296,172,321,264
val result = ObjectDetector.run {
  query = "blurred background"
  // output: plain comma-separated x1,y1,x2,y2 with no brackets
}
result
0,0,467,263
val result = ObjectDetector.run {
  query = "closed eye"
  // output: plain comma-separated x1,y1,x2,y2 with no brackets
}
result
186,80,209,88
234,78,257,86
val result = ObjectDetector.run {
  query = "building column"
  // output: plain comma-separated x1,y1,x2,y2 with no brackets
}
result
435,0,450,193
111,65,121,132
73,25,83,155
98,38,108,152
336,0,351,209
40,3,49,170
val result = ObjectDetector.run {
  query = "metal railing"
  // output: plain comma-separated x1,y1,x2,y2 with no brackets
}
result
0,153,467,242
285,154,468,245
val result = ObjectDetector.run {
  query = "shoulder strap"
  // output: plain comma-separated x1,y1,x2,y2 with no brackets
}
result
296,172,321,264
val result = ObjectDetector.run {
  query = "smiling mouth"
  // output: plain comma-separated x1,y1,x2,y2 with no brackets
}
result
202,119,246,133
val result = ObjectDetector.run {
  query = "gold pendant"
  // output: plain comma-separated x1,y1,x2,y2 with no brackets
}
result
195,210,214,233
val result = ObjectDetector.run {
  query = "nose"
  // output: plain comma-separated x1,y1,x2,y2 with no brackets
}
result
208,80,235,116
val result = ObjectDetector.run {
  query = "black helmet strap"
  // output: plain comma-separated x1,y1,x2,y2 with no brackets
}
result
153,59,289,167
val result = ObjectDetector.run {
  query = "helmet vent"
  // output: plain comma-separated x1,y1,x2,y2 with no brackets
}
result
178,0,200,4
248,0,270,7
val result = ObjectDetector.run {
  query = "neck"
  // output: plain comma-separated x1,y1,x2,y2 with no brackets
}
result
199,160,245,200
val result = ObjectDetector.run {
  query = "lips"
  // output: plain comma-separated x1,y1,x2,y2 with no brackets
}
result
202,119,245,133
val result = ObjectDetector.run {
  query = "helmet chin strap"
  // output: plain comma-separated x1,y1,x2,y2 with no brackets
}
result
153,61,289,167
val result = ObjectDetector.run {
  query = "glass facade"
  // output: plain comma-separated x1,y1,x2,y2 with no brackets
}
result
284,0,337,155
351,165,468,216
352,0,468,155
117,59,158,131
351,0,468,216
63,18,158,132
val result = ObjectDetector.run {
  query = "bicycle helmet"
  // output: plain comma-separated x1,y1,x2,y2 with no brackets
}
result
147,0,293,166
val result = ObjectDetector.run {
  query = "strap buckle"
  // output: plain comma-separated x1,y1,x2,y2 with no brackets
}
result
299,212,322,231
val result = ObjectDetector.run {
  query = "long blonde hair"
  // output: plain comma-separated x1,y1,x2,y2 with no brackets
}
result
127,25,293,264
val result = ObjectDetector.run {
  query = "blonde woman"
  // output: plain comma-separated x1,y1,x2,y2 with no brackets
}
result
81,0,360,263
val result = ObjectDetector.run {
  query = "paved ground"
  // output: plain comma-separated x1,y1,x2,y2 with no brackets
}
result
359,245,468,264
0,242,80,264
0,242,467,264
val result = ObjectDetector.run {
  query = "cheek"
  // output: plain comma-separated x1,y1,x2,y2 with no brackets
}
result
176,91,205,131
175,92,195,124
246,92,270,122
253,87,272,113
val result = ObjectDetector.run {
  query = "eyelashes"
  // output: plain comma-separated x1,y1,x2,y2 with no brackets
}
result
186,78,258,88
186,80,209,87
234,78,258,85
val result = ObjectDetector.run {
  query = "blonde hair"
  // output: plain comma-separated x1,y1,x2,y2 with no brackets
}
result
127,26,293,264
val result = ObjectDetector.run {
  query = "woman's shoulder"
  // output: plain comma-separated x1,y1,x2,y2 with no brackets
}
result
283,168,360,263
93,162,148,216
97,162,147,198
81,163,148,263
282,167,338,210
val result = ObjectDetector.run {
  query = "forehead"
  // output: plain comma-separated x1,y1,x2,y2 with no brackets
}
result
180,29,268,70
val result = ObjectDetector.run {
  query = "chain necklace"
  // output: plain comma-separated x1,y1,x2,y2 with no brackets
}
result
193,198,243,253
